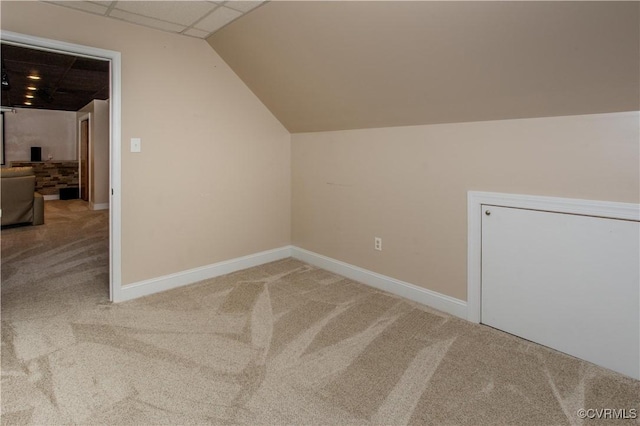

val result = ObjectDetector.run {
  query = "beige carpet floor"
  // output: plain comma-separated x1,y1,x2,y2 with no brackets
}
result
1,200,638,425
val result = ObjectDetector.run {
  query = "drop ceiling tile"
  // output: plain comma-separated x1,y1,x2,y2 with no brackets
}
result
45,1,109,15
114,1,217,26
183,28,211,39
109,9,186,33
194,6,242,33
224,1,263,13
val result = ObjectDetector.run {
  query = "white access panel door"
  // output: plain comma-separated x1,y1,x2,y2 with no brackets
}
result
481,205,640,379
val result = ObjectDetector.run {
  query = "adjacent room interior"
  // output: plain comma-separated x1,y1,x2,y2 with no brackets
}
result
1,43,110,210
1,1,638,424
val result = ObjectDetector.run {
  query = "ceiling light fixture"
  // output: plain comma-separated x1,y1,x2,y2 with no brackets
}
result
26,94,34,99
24,101,32,105
27,86,36,90
27,75,41,80
1,58,9,89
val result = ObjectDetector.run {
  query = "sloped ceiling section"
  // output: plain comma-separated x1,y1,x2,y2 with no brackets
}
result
208,1,640,133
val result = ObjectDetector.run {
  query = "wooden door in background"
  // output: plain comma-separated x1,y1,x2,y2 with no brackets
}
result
80,119,89,201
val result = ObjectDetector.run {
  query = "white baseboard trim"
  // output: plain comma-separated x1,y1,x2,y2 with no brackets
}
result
291,247,467,319
114,246,293,302
114,245,467,319
43,194,60,201
91,202,109,211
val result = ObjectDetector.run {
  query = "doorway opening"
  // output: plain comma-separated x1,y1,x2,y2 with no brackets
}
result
1,30,122,301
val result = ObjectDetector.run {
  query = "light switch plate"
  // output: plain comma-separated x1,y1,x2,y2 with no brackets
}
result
131,138,141,153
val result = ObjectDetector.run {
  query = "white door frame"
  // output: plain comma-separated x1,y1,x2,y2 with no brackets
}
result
1,30,122,302
467,191,640,324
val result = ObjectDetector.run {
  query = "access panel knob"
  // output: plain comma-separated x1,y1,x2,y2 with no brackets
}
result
485,210,491,216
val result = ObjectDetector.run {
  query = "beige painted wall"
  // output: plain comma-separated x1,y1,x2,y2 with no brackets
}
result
78,99,110,208
1,1,291,285
292,112,640,301
3,107,77,164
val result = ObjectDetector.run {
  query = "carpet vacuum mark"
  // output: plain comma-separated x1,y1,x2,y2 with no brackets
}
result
1,201,638,425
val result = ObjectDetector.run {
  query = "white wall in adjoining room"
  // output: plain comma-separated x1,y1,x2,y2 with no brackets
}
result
3,107,77,164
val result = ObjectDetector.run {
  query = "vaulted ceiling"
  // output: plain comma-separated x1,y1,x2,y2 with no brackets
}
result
208,1,640,132
5,1,640,132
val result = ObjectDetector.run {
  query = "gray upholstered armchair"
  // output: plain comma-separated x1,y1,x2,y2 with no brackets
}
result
1,167,44,227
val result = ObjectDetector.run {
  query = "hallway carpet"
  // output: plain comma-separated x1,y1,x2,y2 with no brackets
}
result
1,201,638,425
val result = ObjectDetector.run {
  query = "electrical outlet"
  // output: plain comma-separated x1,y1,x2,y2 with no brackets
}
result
374,237,382,251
